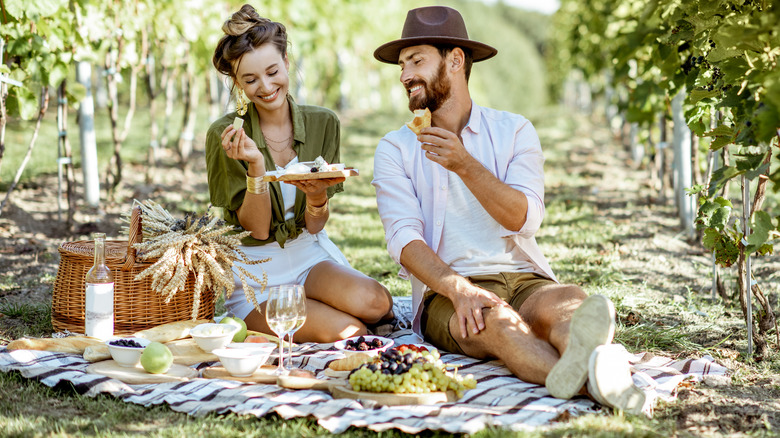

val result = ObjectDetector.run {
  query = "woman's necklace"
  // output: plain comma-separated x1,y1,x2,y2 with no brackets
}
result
262,130,293,153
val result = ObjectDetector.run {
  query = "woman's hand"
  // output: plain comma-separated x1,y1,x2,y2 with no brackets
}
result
285,177,345,201
221,126,265,173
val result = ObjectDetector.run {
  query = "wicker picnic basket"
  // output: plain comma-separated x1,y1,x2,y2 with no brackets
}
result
51,207,216,335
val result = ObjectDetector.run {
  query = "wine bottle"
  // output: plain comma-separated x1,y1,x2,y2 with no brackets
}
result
85,233,114,339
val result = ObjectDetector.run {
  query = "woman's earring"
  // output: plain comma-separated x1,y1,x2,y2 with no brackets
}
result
235,88,248,116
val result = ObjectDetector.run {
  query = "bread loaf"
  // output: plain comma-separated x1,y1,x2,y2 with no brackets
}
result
328,353,372,371
134,319,212,343
9,319,212,361
83,344,111,362
165,338,218,365
7,337,103,354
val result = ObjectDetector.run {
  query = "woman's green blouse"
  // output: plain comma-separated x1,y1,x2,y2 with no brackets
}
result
205,95,343,247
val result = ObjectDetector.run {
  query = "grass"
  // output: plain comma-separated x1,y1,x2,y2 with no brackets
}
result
0,301,53,341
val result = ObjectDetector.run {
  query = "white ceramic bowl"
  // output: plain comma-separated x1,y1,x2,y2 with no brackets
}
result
105,337,152,367
190,323,240,352
212,347,272,377
334,335,393,357
227,342,278,352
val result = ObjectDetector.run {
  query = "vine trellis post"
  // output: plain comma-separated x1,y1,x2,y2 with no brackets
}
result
671,89,695,237
76,61,100,207
741,175,753,358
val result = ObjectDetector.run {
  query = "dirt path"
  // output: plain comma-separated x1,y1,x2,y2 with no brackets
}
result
1,111,778,436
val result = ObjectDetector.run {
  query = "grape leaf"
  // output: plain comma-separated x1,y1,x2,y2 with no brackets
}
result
709,135,734,150
6,86,38,120
708,165,742,197
702,124,735,138
714,197,733,209
4,0,68,19
690,88,721,104
746,211,774,252
710,206,732,230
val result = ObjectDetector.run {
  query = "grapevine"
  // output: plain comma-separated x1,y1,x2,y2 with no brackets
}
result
549,0,780,358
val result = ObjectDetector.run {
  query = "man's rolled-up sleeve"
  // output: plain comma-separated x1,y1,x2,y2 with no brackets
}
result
502,120,546,238
372,138,426,267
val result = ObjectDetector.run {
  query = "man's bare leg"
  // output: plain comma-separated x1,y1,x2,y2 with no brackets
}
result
451,284,587,385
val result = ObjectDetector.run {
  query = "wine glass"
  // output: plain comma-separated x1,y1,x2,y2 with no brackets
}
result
285,285,306,370
265,286,297,375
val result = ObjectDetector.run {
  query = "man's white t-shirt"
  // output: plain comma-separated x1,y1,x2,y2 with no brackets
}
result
438,171,535,277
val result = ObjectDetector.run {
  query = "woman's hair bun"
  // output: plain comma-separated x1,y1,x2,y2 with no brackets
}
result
222,4,267,37
212,4,288,78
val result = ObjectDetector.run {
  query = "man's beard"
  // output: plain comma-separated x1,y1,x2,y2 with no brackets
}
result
408,60,451,113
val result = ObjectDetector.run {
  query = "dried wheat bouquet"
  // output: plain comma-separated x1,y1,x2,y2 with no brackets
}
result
124,200,269,319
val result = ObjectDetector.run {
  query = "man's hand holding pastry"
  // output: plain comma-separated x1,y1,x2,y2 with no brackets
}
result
418,126,476,174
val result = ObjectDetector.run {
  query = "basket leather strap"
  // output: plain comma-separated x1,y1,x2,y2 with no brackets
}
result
122,206,142,271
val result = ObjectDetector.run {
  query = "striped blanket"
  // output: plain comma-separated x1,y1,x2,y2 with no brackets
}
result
0,298,727,434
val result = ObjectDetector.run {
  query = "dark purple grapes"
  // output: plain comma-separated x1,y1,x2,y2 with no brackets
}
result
109,339,143,348
348,350,425,379
344,335,384,351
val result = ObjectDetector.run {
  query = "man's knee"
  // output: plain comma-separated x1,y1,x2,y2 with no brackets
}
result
460,305,529,339
560,284,587,302
453,306,528,358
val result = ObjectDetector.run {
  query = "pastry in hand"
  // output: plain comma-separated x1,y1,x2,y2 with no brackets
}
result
406,108,431,135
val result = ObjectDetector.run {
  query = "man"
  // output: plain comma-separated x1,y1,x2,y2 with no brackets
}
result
371,6,647,414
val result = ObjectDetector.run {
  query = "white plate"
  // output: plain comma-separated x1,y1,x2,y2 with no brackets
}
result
334,335,393,357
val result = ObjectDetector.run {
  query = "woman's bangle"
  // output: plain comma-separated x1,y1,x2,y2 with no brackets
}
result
246,175,269,195
306,200,329,217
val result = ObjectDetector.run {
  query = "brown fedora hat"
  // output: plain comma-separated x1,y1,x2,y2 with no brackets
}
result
374,6,497,64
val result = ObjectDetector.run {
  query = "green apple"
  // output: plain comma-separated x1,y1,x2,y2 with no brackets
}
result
220,316,248,342
140,342,173,374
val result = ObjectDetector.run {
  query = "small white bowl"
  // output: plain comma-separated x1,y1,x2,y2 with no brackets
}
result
212,347,271,377
105,337,152,367
227,342,277,352
190,323,239,352
334,335,393,357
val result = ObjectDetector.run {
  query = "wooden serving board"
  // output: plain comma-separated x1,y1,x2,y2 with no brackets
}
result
323,368,350,378
330,385,456,406
262,168,359,182
201,365,278,384
277,375,456,406
86,360,197,384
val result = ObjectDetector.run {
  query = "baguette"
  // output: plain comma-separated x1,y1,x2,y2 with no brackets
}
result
406,108,431,135
83,338,217,364
82,319,212,361
328,353,372,371
134,319,212,343
165,338,218,365
7,336,103,355
83,344,111,362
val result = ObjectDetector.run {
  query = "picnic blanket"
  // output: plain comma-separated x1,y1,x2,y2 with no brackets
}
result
0,297,728,434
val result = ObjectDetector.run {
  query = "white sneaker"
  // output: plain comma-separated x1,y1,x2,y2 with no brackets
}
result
587,344,648,416
545,294,615,399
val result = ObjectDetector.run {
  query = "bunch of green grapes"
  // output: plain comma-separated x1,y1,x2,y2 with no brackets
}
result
347,349,477,398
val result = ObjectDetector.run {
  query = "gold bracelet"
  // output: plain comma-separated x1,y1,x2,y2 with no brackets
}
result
246,175,269,195
306,200,329,217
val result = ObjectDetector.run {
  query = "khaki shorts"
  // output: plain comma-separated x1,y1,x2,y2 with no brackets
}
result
420,272,555,355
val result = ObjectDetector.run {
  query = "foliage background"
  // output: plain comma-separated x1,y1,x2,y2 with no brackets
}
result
0,0,548,185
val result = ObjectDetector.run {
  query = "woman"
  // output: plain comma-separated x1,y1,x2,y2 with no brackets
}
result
206,4,393,342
